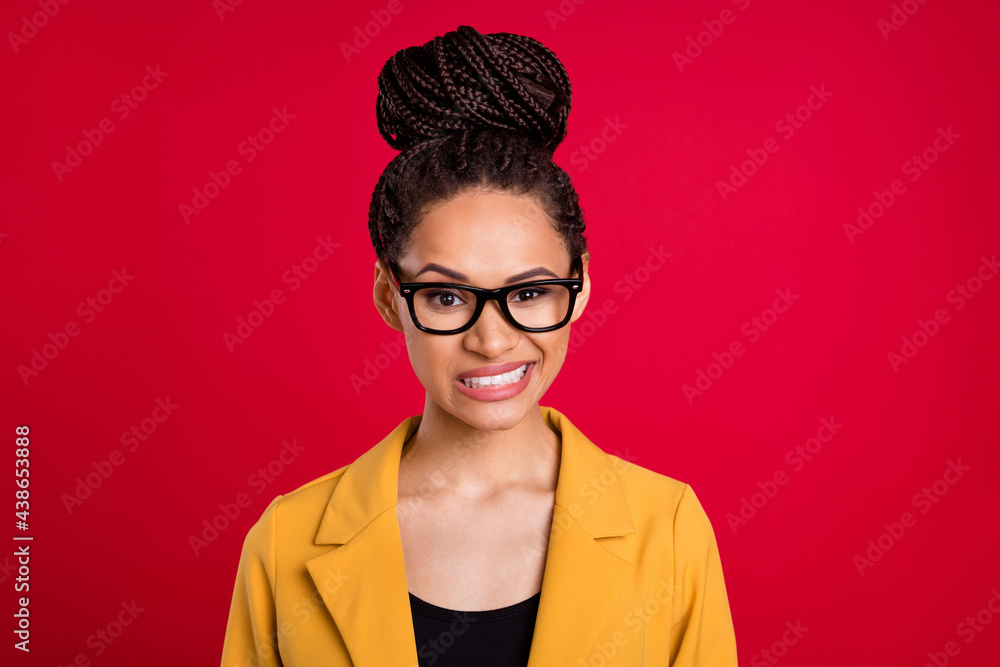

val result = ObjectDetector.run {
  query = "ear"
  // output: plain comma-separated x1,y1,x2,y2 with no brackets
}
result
373,258,406,332
568,251,591,325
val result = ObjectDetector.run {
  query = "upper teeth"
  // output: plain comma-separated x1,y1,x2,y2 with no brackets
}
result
462,364,528,388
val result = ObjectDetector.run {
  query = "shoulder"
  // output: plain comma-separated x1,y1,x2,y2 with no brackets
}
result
608,454,689,515
238,413,418,553
275,462,352,512
608,455,719,545
610,454,688,498
239,463,350,550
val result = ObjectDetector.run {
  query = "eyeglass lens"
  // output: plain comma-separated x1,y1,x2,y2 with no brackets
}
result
412,284,572,331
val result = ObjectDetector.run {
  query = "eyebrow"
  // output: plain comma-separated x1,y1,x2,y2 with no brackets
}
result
413,263,560,285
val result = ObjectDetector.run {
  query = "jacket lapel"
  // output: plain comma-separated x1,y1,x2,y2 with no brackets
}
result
305,414,420,666
525,406,636,666
305,406,636,666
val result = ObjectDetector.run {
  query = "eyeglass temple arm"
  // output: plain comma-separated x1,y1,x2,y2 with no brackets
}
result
385,260,402,290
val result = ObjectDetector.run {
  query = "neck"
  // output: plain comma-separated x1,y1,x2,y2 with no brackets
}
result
398,398,561,501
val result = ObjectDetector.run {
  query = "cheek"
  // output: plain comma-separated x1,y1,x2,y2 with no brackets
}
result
537,332,570,375
548,329,571,356
405,337,457,385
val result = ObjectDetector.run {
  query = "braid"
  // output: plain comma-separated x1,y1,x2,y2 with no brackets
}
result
370,25,587,272
367,138,442,260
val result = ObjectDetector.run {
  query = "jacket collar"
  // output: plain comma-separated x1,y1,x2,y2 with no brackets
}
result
305,405,636,666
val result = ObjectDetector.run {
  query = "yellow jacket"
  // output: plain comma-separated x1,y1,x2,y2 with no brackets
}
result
221,405,738,666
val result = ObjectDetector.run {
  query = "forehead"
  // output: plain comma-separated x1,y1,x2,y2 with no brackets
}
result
404,189,567,274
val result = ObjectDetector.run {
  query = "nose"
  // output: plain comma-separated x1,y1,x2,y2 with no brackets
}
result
464,298,519,356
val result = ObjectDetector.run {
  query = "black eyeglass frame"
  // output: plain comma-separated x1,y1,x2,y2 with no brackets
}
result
386,255,584,335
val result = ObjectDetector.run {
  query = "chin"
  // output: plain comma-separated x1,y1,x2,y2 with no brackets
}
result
446,397,532,432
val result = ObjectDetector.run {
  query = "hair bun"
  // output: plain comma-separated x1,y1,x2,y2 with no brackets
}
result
376,25,572,154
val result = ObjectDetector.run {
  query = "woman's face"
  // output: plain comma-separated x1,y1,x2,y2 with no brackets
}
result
373,188,591,432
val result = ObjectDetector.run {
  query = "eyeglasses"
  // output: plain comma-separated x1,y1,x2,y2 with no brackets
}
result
387,256,583,335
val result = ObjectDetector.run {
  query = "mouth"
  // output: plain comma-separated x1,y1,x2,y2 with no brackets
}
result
459,363,531,389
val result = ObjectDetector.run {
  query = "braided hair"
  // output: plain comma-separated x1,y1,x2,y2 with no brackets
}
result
368,25,588,273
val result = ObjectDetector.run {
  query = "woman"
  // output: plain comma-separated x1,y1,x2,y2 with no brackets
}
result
221,25,738,667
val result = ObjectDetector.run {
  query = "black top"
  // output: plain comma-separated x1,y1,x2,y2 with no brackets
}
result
409,590,541,666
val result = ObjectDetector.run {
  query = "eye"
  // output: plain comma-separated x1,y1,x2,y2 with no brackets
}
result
424,288,467,308
511,286,551,303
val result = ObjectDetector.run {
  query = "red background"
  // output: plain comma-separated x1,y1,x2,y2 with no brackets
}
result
3,0,999,664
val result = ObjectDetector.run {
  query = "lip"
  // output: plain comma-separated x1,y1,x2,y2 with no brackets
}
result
455,362,535,402
457,360,534,380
